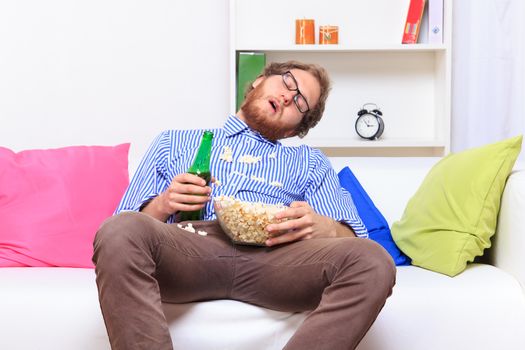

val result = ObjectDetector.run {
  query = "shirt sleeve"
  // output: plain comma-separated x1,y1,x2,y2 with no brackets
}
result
303,149,368,238
115,131,173,214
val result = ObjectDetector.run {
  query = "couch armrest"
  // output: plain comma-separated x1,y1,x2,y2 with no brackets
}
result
492,169,525,290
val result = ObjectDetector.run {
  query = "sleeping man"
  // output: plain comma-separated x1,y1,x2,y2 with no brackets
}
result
93,60,396,350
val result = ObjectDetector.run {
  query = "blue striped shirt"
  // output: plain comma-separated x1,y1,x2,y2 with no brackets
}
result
116,115,368,238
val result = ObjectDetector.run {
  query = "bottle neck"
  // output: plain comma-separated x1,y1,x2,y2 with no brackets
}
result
188,131,213,176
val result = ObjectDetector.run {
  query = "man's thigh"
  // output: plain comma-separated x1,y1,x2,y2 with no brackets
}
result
230,237,362,311
151,219,236,303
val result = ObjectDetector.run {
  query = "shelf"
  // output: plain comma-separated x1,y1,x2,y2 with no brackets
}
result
236,44,447,53
279,137,447,157
230,0,452,156
281,137,447,148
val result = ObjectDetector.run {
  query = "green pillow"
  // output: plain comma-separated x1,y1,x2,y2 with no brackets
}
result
391,135,523,276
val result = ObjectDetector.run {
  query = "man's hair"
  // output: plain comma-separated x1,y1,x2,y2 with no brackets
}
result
244,61,331,138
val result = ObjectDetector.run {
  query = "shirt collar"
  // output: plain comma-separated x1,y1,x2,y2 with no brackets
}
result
223,114,250,137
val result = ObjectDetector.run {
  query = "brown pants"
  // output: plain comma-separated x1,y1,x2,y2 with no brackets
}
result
93,212,395,350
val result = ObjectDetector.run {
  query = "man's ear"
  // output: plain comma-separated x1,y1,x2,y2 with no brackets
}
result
252,75,265,88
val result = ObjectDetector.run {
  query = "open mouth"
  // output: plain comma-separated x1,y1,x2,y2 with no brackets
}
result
269,99,280,113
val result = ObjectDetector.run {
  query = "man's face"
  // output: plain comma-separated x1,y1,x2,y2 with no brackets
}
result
239,69,321,141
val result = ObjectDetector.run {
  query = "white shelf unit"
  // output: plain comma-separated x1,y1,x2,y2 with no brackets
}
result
229,0,452,156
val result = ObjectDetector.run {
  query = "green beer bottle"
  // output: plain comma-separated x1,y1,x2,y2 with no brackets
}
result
180,130,214,221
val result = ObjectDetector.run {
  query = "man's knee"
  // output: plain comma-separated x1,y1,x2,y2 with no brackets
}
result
357,239,396,298
92,211,157,265
366,239,395,282
337,238,396,294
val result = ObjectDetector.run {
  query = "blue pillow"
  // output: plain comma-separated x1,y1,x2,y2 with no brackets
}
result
338,166,411,266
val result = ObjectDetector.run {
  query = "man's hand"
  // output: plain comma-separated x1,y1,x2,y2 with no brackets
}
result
265,201,355,246
141,173,212,222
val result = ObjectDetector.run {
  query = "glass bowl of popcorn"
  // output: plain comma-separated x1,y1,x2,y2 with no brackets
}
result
214,195,288,246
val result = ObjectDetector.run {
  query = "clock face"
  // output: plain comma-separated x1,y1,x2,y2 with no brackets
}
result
356,113,380,139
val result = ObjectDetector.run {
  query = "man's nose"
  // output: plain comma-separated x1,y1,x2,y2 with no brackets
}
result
281,90,296,106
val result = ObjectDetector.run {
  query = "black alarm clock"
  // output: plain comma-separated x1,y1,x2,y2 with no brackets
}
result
355,103,384,140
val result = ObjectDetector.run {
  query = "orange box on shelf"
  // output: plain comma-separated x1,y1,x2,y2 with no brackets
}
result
295,19,315,44
319,25,339,44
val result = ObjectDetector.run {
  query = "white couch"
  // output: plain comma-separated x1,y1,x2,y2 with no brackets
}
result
1,157,525,350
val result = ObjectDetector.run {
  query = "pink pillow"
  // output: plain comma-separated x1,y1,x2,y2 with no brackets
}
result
0,144,130,268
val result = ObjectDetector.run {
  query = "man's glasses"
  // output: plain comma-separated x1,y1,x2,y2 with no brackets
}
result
282,71,310,114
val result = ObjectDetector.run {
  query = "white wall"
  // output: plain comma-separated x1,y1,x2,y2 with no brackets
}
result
0,0,230,171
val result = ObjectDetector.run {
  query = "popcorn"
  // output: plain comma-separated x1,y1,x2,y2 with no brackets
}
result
251,175,265,183
270,181,283,188
181,223,196,233
214,195,288,245
219,146,233,162
239,154,261,164
178,223,208,237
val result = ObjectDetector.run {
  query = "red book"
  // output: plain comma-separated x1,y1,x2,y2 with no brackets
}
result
402,0,427,44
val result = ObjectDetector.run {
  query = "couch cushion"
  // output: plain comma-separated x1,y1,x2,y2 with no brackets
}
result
0,268,110,350
358,264,525,350
0,144,130,268
1,265,524,350
164,300,306,349
391,136,522,276
492,169,525,290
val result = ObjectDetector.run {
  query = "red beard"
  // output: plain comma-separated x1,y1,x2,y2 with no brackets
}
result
240,82,295,142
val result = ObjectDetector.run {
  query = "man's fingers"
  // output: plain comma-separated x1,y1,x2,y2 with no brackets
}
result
289,201,308,208
266,229,309,246
173,173,207,186
266,217,301,234
173,203,206,212
274,206,307,220
170,183,211,196
166,194,208,213
170,193,210,205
